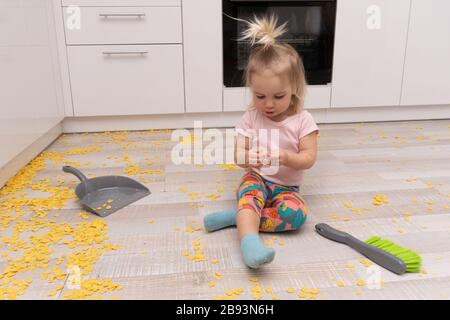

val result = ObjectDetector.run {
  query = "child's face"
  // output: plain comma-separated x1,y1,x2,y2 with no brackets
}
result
250,69,293,122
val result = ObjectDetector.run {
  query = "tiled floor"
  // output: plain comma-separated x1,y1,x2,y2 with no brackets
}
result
0,120,449,299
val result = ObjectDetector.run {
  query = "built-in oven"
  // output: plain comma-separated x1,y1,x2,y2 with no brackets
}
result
223,0,336,87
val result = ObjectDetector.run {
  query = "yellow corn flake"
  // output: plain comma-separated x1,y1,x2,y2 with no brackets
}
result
298,292,308,299
264,241,273,247
265,287,273,293
225,290,234,296
372,194,389,206
233,288,244,295
78,212,89,219
356,280,366,286
359,258,372,268
148,219,155,224
286,287,295,294
249,277,259,283
208,282,216,288
106,199,113,203
336,281,345,287
271,295,280,300
211,259,219,265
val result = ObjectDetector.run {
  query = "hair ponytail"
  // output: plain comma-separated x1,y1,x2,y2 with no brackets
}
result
237,14,288,49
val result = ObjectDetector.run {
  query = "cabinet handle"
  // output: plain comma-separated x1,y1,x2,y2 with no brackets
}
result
99,13,146,18
102,51,148,55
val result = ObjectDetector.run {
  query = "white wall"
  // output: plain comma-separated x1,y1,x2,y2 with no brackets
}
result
0,0,64,185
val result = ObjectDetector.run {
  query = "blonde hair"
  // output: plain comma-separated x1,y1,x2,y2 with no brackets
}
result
237,14,307,113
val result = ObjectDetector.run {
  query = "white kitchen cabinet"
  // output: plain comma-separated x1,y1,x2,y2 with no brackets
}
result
331,0,411,108
63,6,182,45
0,0,64,186
401,0,450,106
183,0,223,113
67,44,185,116
62,0,181,6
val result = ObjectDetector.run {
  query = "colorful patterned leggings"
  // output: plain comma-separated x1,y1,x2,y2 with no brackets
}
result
236,171,308,232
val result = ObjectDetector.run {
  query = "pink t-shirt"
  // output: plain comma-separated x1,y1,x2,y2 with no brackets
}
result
235,108,319,187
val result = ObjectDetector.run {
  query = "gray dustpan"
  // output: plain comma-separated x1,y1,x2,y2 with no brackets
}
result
63,166,150,217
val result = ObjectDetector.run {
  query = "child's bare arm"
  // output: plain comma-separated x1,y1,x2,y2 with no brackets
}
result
280,131,318,170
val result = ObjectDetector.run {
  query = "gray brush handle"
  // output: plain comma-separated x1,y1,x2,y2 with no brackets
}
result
315,223,406,275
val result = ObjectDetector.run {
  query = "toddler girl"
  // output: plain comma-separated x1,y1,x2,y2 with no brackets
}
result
203,14,319,269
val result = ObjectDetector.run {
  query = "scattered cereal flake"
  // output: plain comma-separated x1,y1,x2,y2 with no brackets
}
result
298,292,308,299
233,288,244,295
286,287,295,294
264,241,273,247
359,258,372,268
208,282,216,288
372,194,389,206
78,212,89,219
336,281,345,287
356,280,366,286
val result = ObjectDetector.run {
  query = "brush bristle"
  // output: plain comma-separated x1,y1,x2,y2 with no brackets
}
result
365,236,421,273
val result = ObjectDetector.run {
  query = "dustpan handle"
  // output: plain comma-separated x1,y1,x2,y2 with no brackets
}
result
63,166,88,182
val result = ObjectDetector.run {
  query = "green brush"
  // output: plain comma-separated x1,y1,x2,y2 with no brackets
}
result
365,236,421,273
315,223,422,275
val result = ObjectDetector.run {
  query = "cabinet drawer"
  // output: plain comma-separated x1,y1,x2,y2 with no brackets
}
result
62,1,181,6
63,6,182,45
67,45,185,116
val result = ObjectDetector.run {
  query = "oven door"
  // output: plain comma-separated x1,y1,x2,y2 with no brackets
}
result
223,0,336,87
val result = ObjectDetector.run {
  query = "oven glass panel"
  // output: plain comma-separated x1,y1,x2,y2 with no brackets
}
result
223,1,336,87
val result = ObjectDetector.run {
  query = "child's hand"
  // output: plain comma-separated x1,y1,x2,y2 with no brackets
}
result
247,149,263,168
261,149,285,167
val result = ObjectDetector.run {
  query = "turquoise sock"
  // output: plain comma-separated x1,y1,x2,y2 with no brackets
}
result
203,209,236,232
240,233,275,269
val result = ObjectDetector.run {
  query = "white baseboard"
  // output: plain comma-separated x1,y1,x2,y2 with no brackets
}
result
0,123,62,188
62,105,450,133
